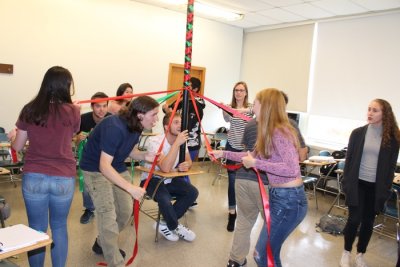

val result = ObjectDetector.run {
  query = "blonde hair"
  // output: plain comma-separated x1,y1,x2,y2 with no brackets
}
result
255,88,299,158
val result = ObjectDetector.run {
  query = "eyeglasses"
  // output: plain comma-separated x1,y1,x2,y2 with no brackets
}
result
234,89,246,93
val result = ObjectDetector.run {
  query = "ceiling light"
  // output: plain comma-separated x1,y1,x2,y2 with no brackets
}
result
159,0,244,21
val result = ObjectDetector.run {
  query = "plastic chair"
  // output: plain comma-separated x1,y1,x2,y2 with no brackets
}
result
317,150,338,194
373,185,400,239
0,195,10,228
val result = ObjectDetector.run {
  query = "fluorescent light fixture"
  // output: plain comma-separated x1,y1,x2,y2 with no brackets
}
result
159,0,244,21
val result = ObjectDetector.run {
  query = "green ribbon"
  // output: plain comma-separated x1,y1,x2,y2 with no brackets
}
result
77,135,88,192
156,91,179,104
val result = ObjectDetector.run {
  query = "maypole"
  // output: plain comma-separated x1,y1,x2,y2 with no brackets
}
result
179,0,195,162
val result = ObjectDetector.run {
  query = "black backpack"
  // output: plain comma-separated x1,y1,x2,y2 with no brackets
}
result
320,149,347,177
210,127,228,148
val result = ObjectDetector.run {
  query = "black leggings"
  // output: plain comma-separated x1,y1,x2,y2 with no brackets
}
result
344,179,376,253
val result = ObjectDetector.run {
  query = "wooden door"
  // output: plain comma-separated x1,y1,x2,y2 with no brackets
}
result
166,63,206,106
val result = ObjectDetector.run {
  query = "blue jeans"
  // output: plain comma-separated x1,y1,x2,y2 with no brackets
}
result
254,185,308,267
22,172,75,267
82,184,95,211
225,141,242,210
141,176,199,230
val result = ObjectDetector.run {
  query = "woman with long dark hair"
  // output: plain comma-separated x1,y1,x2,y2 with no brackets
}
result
9,66,81,267
340,99,400,267
108,82,133,115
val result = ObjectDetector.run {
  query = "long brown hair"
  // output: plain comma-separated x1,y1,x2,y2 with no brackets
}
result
373,99,400,147
255,88,299,158
119,96,159,132
19,66,74,126
230,81,250,108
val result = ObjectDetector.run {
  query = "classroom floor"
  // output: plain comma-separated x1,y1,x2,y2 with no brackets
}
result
0,162,397,267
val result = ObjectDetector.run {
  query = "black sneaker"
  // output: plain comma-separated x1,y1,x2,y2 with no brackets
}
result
188,202,198,210
92,239,126,258
227,258,247,267
227,212,237,232
80,209,94,224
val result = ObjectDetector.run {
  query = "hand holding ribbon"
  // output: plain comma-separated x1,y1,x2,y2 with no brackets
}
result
242,151,256,169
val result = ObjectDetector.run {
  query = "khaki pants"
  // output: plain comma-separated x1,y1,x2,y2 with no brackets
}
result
230,179,268,264
83,170,133,267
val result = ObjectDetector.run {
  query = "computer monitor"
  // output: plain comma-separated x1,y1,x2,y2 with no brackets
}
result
287,112,300,125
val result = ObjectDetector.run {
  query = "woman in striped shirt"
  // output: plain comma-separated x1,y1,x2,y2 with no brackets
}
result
222,81,254,232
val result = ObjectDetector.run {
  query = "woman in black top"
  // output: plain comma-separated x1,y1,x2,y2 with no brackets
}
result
340,99,400,267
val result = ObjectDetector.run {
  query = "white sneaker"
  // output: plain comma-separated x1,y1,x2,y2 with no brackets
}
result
175,224,196,241
355,253,368,267
153,222,179,241
340,250,351,267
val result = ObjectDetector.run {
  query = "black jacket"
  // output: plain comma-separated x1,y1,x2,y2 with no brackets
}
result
342,125,399,213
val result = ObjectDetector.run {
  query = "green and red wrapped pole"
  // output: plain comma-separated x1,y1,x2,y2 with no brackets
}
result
179,0,194,163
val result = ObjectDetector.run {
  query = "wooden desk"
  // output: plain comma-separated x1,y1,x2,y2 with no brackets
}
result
135,166,203,178
0,239,52,260
0,143,11,148
0,168,10,175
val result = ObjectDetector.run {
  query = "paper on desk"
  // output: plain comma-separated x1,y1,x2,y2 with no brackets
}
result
308,156,336,163
0,224,49,253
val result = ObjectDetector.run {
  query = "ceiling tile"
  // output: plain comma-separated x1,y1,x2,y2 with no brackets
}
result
208,0,274,12
283,3,334,19
130,0,400,29
258,7,306,22
244,12,281,25
352,0,400,11
311,0,367,16
260,0,304,7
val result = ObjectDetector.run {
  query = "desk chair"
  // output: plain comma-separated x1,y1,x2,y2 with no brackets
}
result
137,166,202,242
0,133,10,160
211,140,228,186
207,132,228,172
0,195,10,228
0,149,23,188
315,151,337,190
301,160,319,210
200,133,214,164
373,185,400,240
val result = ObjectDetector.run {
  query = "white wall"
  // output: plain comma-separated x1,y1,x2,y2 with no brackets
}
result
241,11,400,150
241,24,314,113
0,0,243,134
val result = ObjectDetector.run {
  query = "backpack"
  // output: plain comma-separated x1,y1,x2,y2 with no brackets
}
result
316,214,347,236
210,127,228,148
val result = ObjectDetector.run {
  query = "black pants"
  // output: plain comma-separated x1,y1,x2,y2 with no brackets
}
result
344,179,376,253
141,176,198,231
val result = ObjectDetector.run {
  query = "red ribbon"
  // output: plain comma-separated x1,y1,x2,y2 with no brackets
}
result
124,93,183,266
253,168,274,267
77,89,181,105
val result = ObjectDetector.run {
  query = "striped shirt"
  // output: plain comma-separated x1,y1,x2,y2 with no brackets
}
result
223,104,254,150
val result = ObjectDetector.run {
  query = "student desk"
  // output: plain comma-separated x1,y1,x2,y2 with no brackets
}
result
135,166,204,179
0,239,52,266
0,239,53,260
300,159,338,193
